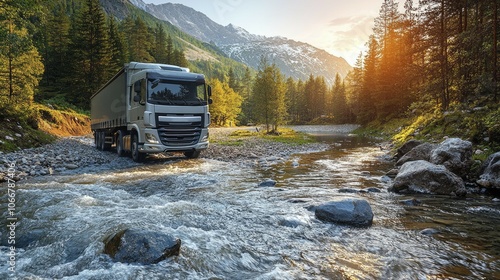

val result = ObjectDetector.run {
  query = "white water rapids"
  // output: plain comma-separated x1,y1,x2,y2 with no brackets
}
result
1,126,498,279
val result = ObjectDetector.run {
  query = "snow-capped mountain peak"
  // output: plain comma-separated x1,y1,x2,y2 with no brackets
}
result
129,1,352,84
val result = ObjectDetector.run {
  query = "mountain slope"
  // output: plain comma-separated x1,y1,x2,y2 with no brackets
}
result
98,0,252,78
132,1,352,85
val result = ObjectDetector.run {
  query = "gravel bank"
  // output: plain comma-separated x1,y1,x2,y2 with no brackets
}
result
0,128,329,181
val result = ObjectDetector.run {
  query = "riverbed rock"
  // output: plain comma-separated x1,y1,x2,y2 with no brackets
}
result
390,160,466,196
396,140,423,160
430,138,472,176
103,229,181,264
420,228,440,235
258,179,277,187
396,143,437,166
315,199,374,227
477,152,500,188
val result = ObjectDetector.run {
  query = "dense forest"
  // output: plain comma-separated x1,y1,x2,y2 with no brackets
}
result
0,0,246,112
0,0,499,142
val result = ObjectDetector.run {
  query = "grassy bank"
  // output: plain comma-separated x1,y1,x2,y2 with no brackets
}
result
212,127,316,146
0,104,90,153
355,103,500,160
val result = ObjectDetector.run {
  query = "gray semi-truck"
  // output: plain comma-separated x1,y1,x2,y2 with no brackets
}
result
90,62,211,162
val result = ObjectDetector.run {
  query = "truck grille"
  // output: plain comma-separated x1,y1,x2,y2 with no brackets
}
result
156,114,203,146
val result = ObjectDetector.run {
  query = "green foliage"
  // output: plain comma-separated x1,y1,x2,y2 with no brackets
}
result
0,0,44,106
217,128,314,146
261,128,315,145
209,78,243,126
251,57,288,132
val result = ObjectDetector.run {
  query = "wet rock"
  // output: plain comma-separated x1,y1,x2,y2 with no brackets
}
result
338,188,359,193
396,140,423,160
288,198,312,203
258,179,277,187
477,152,500,188
396,143,436,166
315,199,374,227
390,160,466,196
278,218,306,228
399,198,422,206
366,187,382,193
430,138,472,176
64,163,79,170
385,168,399,178
420,228,440,235
104,229,181,264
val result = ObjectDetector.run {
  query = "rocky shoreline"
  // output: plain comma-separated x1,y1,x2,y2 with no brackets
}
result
0,128,329,182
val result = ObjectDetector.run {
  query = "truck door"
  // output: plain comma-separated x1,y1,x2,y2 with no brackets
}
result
129,79,147,129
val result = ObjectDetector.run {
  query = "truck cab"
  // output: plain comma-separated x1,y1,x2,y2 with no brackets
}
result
91,62,211,162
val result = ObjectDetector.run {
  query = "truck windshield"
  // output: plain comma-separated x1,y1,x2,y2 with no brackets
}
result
148,79,207,106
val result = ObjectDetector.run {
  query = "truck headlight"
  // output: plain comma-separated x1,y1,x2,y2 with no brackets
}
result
145,133,159,144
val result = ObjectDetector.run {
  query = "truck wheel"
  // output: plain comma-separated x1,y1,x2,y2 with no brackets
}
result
116,131,126,157
95,132,102,150
131,133,145,162
94,132,99,149
100,131,111,151
184,150,201,159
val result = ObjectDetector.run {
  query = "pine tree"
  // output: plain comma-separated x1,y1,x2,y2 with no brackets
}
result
125,16,153,62
359,35,378,124
331,73,348,123
41,4,71,90
239,67,254,125
0,0,44,107
172,49,188,67
108,16,127,73
252,57,287,132
151,23,168,63
68,0,111,109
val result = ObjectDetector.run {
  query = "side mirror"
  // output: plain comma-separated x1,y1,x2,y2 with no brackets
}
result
207,85,212,97
208,98,213,105
133,95,141,102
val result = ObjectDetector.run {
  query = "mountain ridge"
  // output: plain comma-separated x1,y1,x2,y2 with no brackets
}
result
130,0,352,85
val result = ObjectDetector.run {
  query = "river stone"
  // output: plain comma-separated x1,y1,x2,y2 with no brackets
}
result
396,140,423,160
430,138,472,176
258,179,277,187
315,199,374,227
104,229,181,264
396,143,437,166
477,152,500,188
390,160,466,196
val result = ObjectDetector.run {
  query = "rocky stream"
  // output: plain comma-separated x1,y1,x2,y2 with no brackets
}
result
1,125,499,279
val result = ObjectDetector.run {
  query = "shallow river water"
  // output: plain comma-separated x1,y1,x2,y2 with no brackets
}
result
1,125,499,279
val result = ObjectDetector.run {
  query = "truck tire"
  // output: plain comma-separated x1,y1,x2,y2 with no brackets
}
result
116,130,126,157
131,133,145,162
184,150,201,159
100,131,111,151
95,132,102,150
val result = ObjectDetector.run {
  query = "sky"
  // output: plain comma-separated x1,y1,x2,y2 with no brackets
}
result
142,0,388,65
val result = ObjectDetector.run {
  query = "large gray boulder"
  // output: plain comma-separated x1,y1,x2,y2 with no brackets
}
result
477,152,500,188
396,142,437,166
104,229,181,264
315,199,374,227
430,138,472,176
390,160,466,196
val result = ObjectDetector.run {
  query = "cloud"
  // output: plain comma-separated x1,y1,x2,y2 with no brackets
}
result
322,15,375,64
